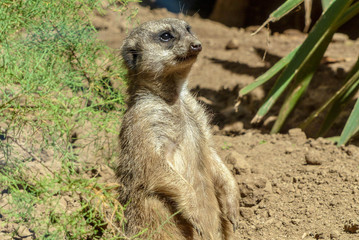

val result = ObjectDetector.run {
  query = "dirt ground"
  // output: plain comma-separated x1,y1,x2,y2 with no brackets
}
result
2,3,359,240
93,4,359,239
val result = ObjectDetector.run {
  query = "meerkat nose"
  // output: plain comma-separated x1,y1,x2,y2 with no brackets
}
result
190,42,202,53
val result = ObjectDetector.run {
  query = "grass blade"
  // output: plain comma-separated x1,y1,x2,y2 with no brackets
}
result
239,46,299,96
254,0,304,34
251,0,352,125
270,0,304,20
338,97,359,146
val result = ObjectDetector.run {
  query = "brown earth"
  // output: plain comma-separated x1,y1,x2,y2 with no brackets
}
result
2,3,359,240
94,4,359,239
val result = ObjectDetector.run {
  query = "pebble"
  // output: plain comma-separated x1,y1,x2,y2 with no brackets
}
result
225,151,251,174
330,230,340,239
225,39,240,50
332,33,349,43
344,219,359,233
305,150,323,165
239,207,254,220
288,128,307,139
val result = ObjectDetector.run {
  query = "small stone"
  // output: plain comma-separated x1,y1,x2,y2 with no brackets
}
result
332,33,349,43
275,221,282,228
285,147,294,154
222,121,244,132
330,230,340,239
288,128,307,139
238,174,272,207
283,29,303,36
305,151,322,165
344,219,359,233
0,233,12,240
17,225,32,237
225,39,240,50
254,176,267,189
225,151,251,174
239,207,254,220
291,218,301,225
314,233,324,239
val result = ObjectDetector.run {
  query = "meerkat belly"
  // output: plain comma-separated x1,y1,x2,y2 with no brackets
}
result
166,116,205,178
167,122,220,212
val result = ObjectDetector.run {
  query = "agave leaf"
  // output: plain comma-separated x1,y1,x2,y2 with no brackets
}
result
251,0,352,125
334,1,359,29
300,57,359,133
321,0,333,11
316,57,359,136
253,0,304,35
239,46,299,96
338,97,359,146
271,33,333,133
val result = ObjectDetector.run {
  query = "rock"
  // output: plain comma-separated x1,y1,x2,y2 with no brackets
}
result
225,151,251,174
285,146,294,154
17,225,32,238
314,233,325,239
222,121,244,132
237,174,272,207
344,219,359,233
291,218,301,225
240,207,254,220
305,150,323,165
332,33,349,43
0,233,12,240
330,230,340,239
283,29,304,36
225,39,240,50
288,128,307,139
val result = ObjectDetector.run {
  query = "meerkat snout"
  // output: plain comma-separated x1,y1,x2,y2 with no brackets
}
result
190,42,202,52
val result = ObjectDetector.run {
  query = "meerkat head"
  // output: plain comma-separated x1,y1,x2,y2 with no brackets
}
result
121,18,202,78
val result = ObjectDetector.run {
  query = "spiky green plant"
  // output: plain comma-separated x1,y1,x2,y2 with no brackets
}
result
240,0,359,145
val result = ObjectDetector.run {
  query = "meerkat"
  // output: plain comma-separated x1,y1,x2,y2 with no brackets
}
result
117,18,240,240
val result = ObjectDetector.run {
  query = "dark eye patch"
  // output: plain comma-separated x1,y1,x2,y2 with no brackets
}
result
159,32,174,42
186,26,191,33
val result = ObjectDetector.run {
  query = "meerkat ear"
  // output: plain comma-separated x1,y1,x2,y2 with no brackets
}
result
121,41,139,70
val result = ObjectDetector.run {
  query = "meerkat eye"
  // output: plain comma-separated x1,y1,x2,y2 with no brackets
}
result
186,26,191,33
160,32,174,42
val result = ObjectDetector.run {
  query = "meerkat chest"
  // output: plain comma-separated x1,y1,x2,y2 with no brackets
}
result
175,101,205,144
165,102,208,174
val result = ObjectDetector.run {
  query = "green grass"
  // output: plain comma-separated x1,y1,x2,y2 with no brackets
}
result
0,0,138,238
221,141,233,150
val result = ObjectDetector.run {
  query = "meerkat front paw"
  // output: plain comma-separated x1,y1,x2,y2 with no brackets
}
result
226,198,240,232
192,223,204,237
188,216,215,240
227,210,240,232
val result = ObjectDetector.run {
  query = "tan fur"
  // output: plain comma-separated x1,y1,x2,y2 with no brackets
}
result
117,18,240,239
